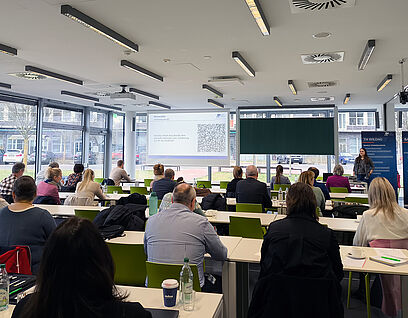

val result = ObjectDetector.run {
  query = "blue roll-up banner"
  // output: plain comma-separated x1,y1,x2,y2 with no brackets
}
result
361,132,398,194
402,132,408,207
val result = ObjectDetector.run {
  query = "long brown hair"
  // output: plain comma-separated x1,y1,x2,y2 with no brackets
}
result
275,165,284,184
369,177,400,219
298,171,314,187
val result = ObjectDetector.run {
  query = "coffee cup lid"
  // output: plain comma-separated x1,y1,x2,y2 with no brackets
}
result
162,279,179,289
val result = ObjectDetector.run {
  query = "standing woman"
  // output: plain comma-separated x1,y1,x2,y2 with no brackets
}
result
271,165,291,188
353,148,374,184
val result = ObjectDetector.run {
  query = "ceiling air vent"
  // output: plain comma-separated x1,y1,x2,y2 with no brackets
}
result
301,52,344,64
307,81,338,88
8,72,47,80
208,76,244,86
310,96,335,102
289,0,356,13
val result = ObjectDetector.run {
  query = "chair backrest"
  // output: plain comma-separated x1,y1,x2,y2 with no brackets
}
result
107,243,146,286
273,184,290,191
229,216,264,239
144,179,153,187
196,180,211,189
219,181,229,189
236,203,263,213
130,186,148,195
345,197,368,204
74,209,100,221
330,187,348,193
146,261,201,291
64,195,93,206
0,245,31,275
107,186,124,194
94,177,104,184
316,176,323,181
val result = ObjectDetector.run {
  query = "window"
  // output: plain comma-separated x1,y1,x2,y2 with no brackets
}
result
367,113,374,126
112,113,124,170
349,112,364,126
43,107,82,126
357,112,364,125
90,111,106,128
338,113,346,130
89,134,105,177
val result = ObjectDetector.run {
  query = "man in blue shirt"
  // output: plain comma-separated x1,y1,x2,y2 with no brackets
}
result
144,183,227,288
308,167,330,201
151,168,177,200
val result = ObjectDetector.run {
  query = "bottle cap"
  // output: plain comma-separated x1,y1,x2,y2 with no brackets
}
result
0,264,5,268
184,257,189,262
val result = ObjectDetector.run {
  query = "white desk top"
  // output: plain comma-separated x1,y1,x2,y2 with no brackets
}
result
35,204,103,216
206,210,276,226
329,192,368,199
273,215,359,232
59,192,129,201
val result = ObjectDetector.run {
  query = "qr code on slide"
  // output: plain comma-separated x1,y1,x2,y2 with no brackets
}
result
197,124,226,153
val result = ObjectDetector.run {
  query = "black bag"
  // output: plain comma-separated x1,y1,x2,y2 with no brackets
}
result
101,178,115,186
116,193,147,206
332,204,369,219
99,225,125,240
200,193,226,211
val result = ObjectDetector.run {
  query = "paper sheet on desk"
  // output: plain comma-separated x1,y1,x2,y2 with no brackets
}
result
372,248,408,259
343,257,366,268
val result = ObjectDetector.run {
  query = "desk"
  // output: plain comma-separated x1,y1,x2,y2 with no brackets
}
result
329,192,368,200
206,211,276,226
273,215,359,232
59,192,130,201
34,204,103,216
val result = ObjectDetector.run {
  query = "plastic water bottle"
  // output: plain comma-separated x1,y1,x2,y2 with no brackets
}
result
193,178,197,188
278,187,283,201
0,264,9,311
102,184,107,193
284,188,288,200
180,257,194,311
149,192,158,216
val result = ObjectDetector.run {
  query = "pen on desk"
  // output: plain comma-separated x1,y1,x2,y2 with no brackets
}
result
10,287,22,295
381,256,400,262
362,258,367,268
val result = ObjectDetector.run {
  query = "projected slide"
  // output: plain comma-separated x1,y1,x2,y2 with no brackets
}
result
147,111,230,165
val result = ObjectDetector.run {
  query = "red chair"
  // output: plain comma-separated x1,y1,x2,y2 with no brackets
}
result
0,245,32,275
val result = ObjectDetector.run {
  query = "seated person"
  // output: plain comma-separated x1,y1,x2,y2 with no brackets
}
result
236,165,272,210
0,162,25,204
144,183,227,290
298,171,325,215
150,163,164,187
37,168,63,205
159,191,205,217
12,217,151,318
326,164,351,193
65,163,84,189
74,169,107,204
109,160,131,186
308,167,330,201
226,166,243,198
0,176,56,274
151,168,176,200
35,162,59,185
271,165,290,188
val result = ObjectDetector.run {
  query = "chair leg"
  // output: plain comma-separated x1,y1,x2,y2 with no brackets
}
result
365,273,371,318
347,271,352,308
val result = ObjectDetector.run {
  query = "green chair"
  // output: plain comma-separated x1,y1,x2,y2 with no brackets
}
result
196,180,211,189
347,272,371,318
273,184,290,191
144,179,153,187
219,181,229,189
107,186,124,194
229,216,264,239
330,187,349,193
74,209,99,222
94,177,104,183
107,243,146,286
316,176,323,181
130,186,148,195
345,197,369,204
236,203,263,213
146,261,201,291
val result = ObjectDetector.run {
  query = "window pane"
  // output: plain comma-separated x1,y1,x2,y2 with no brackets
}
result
0,101,37,178
43,107,82,125
89,135,105,177
90,111,106,128
112,114,124,169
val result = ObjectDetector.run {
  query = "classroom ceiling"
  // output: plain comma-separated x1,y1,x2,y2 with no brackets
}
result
0,0,407,112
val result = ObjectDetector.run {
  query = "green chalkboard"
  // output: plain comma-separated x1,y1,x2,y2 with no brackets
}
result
240,118,334,155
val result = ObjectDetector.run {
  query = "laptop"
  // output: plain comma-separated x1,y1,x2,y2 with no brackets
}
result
323,173,333,182
146,308,179,318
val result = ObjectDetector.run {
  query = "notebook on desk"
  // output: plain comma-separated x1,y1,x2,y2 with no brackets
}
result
146,308,179,318
369,255,408,266
9,274,36,305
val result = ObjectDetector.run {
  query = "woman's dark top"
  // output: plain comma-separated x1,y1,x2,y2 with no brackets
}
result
226,178,243,197
353,156,374,177
12,294,152,318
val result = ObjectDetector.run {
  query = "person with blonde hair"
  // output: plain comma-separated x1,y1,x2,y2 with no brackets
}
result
298,171,325,215
325,164,351,192
74,169,107,204
150,163,165,187
36,167,62,204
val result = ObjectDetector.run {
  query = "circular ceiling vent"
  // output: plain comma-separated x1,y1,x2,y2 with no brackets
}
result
292,0,353,11
301,52,344,64
8,72,47,80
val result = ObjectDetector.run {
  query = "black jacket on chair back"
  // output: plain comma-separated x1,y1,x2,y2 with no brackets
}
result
235,178,272,210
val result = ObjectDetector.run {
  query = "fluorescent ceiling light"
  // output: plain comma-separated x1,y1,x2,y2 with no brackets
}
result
358,39,375,71
0,43,17,56
288,80,297,95
377,74,392,92
202,84,223,98
232,51,255,77
149,101,171,109
121,60,163,82
94,103,122,111
343,93,350,104
273,96,282,106
244,0,270,36
61,5,138,53
25,65,83,85
61,90,99,102
129,88,159,100
208,99,224,108
0,82,11,89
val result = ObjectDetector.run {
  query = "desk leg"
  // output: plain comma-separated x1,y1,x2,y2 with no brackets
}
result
401,275,408,318
236,262,249,318
222,261,236,318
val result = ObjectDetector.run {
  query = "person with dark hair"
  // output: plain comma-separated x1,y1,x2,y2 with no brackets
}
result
176,176,184,183
226,166,244,198
37,167,62,205
308,167,330,201
35,162,59,185
353,148,375,183
271,165,290,188
0,162,25,204
65,163,84,188
0,176,56,274
109,160,131,186
151,168,176,200
11,217,151,318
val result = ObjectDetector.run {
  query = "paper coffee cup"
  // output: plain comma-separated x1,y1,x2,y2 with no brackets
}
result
351,247,363,258
356,215,362,222
162,279,179,307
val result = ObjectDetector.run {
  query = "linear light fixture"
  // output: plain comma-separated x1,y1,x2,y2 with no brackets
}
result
94,103,122,111
232,51,255,77
0,43,17,56
0,82,11,89
208,99,224,108
377,74,392,92
61,90,99,102
358,39,375,71
149,101,171,109
121,60,163,82
244,0,270,36
129,88,159,100
273,96,282,106
288,80,297,95
25,65,83,85
343,93,350,104
61,5,138,52
202,84,223,98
